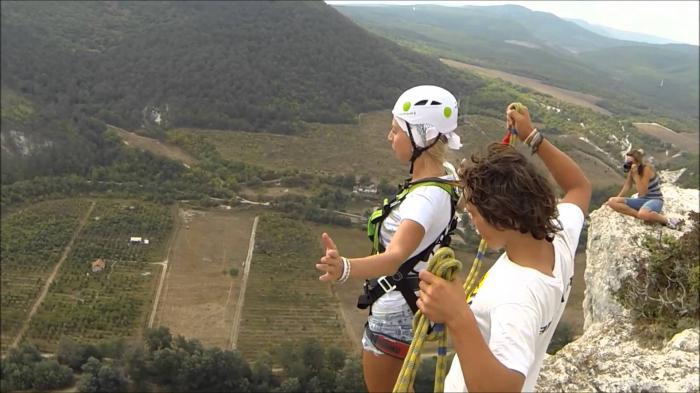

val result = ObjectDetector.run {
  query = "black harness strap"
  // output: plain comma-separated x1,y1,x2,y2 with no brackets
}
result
357,183,458,314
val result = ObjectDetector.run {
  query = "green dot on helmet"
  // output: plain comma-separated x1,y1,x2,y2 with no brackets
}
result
403,102,411,112
444,107,452,118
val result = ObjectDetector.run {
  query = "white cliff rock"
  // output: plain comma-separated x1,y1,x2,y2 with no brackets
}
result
537,172,699,392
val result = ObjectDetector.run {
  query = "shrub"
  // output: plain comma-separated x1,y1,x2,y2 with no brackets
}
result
616,211,700,346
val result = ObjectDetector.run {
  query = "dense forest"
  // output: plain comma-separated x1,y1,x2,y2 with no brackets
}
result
1,1,480,184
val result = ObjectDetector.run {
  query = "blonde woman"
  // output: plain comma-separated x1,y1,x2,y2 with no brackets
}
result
315,85,463,392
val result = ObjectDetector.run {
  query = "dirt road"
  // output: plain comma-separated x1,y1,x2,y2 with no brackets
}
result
229,216,259,350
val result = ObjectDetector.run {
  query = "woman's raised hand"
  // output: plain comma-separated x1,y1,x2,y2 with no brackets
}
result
316,233,342,282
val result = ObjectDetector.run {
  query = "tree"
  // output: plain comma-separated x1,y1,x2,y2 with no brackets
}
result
122,343,148,390
56,336,102,370
277,377,302,393
77,357,127,393
1,343,44,391
96,363,127,393
32,359,74,391
144,326,172,352
325,346,346,372
251,352,274,387
335,357,366,392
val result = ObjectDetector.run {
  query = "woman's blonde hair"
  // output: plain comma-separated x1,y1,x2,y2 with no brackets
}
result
424,136,447,165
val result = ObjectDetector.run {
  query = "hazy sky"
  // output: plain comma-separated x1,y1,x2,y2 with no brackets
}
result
326,1,700,45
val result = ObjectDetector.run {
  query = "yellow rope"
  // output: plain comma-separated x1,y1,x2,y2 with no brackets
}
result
392,102,525,392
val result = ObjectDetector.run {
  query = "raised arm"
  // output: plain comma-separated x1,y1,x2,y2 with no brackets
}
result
507,105,592,213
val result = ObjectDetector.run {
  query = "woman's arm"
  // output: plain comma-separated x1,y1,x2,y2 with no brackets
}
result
316,219,424,282
635,166,652,197
616,172,633,197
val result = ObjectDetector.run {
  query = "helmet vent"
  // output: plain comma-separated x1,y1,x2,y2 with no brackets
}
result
415,100,429,106
430,101,442,105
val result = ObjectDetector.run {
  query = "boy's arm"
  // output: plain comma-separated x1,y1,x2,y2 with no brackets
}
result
507,106,592,213
417,272,529,392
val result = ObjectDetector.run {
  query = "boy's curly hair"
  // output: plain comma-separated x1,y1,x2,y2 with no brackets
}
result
458,143,561,242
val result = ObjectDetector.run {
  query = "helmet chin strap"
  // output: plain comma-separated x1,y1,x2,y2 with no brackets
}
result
405,121,441,175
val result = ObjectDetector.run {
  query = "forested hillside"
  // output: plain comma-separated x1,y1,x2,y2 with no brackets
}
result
334,4,699,128
0,1,479,184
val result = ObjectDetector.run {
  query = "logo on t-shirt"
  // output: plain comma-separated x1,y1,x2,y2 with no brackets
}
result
539,321,552,334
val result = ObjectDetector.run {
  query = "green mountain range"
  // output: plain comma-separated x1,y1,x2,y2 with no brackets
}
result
1,1,479,183
334,4,699,125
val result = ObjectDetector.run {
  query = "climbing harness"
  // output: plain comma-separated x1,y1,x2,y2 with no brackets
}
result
357,177,460,316
392,103,525,392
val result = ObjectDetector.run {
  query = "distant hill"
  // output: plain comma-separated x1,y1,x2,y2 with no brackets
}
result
568,18,682,45
0,1,479,183
333,4,699,125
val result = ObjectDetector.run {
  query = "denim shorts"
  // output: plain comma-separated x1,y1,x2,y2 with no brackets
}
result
361,305,414,356
625,197,663,213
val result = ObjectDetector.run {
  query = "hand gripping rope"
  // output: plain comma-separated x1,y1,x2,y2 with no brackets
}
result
392,103,525,393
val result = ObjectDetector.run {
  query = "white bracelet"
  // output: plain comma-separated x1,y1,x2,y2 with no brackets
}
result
524,128,538,145
337,257,351,284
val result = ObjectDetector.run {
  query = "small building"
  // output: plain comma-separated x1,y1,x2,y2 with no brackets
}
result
352,184,378,194
129,237,150,245
91,258,106,273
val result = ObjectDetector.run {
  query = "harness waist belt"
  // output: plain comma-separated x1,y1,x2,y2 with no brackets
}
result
364,324,410,359
357,276,420,310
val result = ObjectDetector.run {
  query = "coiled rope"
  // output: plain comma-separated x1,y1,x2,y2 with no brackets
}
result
392,103,524,392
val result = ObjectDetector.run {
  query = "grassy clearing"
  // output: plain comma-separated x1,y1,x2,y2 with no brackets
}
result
154,208,257,350
633,123,699,155
24,199,173,352
109,125,198,165
1,199,91,352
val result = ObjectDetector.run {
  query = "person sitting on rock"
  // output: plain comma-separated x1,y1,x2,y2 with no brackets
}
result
606,149,682,230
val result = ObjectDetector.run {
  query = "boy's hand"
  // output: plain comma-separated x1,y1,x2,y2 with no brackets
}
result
316,233,342,282
417,270,469,328
506,103,535,141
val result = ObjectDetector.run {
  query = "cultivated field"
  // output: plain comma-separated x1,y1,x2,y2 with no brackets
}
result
23,199,172,352
152,207,258,350
0,199,92,352
236,214,353,360
172,111,471,184
441,58,612,116
633,122,699,155
109,125,197,166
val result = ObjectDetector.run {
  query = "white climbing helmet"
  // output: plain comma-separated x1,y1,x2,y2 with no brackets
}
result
391,85,461,150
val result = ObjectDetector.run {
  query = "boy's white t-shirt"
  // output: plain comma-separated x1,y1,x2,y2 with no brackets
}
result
371,174,455,314
444,203,584,392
